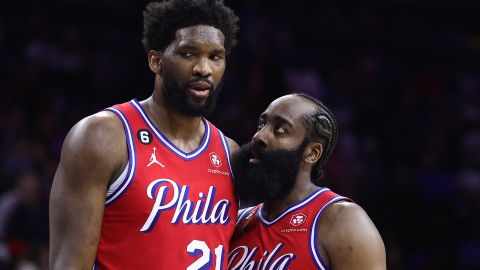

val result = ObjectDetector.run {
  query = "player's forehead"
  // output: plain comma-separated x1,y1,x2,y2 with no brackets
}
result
174,25,225,50
261,95,314,124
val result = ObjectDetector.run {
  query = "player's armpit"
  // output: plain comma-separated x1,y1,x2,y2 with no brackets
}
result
49,112,126,270
226,136,239,154
318,201,386,270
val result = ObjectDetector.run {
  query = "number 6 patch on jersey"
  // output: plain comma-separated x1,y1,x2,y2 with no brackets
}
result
137,129,153,145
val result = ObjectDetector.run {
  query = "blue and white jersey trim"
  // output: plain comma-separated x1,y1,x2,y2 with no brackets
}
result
104,107,137,205
309,196,349,270
257,188,330,226
236,206,255,225
106,161,129,198
130,99,211,160
219,131,234,177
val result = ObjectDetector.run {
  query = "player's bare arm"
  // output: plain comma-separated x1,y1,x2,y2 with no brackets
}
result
318,201,386,270
49,111,127,270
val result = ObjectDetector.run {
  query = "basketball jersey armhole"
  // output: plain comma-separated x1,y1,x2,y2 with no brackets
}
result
309,196,350,270
106,161,129,198
103,107,137,206
218,130,234,179
92,258,99,270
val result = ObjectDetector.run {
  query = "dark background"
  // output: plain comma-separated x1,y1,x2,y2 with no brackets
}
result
1,0,479,269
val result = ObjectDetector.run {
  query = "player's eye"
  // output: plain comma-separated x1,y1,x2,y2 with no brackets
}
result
179,52,194,58
274,125,287,134
210,55,222,61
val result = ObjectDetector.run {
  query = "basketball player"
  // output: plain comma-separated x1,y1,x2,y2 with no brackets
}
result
229,94,386,270
49,1,240,269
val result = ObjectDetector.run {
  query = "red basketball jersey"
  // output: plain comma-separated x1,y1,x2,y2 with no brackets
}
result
228,188,349,270
94,99,238,269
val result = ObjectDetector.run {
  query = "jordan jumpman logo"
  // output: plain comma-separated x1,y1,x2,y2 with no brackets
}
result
147,147,165,168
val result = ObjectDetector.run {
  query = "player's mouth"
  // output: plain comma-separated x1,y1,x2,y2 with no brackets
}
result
249,150,260,164
187,81,211,98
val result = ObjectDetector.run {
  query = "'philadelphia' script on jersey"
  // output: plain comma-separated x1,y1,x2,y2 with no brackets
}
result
140,178,231,232
228,243,296,270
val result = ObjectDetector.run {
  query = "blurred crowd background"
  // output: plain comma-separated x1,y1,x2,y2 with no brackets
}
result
1,0,479,269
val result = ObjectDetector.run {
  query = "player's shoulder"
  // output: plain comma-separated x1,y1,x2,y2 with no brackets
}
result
324,200,361,214
320,201,370,232
61,110,125,161
68,110,123,143
82,110,122,128
318,201,384,255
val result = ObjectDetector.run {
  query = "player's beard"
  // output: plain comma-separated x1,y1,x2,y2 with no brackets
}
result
231,140,308,206
161,66,223,117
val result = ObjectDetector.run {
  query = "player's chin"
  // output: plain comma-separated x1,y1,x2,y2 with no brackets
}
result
186,95,210,109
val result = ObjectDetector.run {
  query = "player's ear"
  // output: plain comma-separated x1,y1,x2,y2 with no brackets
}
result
148,50,162,73
304,142,323,165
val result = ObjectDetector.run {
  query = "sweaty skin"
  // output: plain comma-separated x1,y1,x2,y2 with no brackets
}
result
49,25,238,270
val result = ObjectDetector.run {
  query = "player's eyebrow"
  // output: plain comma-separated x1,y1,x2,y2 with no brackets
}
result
177,44,225,55
176,44,198,51
259,113,293,128
210,48,226,55
272,115,293,128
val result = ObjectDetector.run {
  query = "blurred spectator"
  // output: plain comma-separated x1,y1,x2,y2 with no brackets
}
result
0,173,48,269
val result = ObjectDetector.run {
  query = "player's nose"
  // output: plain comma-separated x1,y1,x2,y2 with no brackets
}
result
192,57,213,77
252,128,268,148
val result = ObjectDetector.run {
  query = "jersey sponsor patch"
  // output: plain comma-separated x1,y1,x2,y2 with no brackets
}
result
280,227,308,233
290,213,307,226
209,152,222,167
207,152,230,175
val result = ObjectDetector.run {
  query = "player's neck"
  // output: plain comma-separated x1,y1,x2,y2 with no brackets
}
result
141,94,205,150
262,172,319,221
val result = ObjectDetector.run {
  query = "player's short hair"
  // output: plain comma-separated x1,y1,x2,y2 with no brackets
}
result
142,0,239,54
294,93,338,184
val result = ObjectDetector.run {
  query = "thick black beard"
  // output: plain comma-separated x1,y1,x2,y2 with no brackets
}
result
162,67,223,117
231,141,308,206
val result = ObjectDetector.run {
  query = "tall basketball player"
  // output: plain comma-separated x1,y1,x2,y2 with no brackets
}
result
229,94,386,270
49,1,240,269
